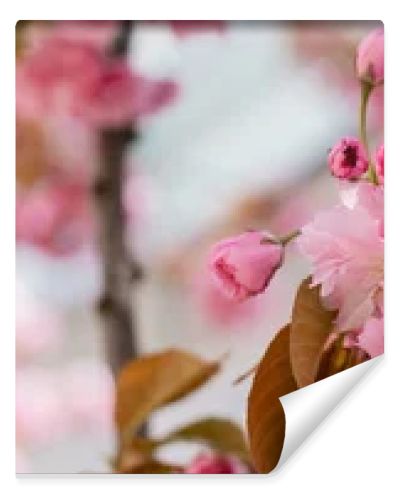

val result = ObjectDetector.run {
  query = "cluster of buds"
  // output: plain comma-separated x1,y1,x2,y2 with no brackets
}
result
329,27,384,184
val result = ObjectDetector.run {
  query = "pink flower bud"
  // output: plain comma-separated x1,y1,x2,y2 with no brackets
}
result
185,453,249,474
328,137,369,180
209,231,283,301
375,144,384,184
356,28,384,85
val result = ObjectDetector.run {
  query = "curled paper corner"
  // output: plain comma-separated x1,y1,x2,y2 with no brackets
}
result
273,355,383,472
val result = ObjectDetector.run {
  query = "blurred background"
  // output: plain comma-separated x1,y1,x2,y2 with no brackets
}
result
15,20,382,473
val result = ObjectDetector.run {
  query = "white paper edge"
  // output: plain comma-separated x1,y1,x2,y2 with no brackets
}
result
276,356,383,470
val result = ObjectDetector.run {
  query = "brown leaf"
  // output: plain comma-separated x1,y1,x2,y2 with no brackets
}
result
115,349,220,441
16,119,48,187
316,336,370,381
290,277,336,387
128,417,249,462
115,451,182,474
247,325,298,473
129,461,182,474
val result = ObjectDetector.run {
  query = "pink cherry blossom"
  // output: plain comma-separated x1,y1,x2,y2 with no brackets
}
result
297,183,383,332
185,452,249,474
16,177,92,256
375,144,384,184
356,28,384,85
209,231,283,301
328,137,369,180
343,181,384,238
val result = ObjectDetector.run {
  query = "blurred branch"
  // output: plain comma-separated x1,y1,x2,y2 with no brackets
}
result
94,21,142,396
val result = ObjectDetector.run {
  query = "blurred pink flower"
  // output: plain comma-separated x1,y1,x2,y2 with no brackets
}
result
46,21,118,50
16,285,62,361
185,452,248,474
42,115,98,180
328,137,368,180
17,38,103,118
23,21,118,53
16,177,92,256
17,33,178,126
356,28,384,85
209,231,283,301
297,182,383,332
75,62,178,126
62,359,115,433
16,368,69,446
375,144,384,184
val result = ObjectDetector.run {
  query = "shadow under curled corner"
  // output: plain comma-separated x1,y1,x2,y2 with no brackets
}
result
270,355,383,474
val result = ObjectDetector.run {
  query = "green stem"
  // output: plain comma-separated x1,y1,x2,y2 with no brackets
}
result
279,229,301,246
261,229,301,246
359,81,373,157
359,81,379,185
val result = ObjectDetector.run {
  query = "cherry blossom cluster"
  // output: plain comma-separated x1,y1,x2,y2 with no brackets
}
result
208,28,384,359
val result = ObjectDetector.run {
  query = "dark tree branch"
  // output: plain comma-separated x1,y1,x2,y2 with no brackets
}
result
94,21,141,379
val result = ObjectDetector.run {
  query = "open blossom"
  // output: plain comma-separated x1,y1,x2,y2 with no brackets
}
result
297,182,383,332
356,28,384,85
209,231,283,301
375,144,384,184
328,137,369,180
185,453,248,474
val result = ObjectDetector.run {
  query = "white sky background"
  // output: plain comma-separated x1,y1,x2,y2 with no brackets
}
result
131,21,353,256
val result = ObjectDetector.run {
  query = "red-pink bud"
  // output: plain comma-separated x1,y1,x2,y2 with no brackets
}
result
356,28,384,85
185,453,249,474
375,144,384,184
328,137,369,180
209,231,283,301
